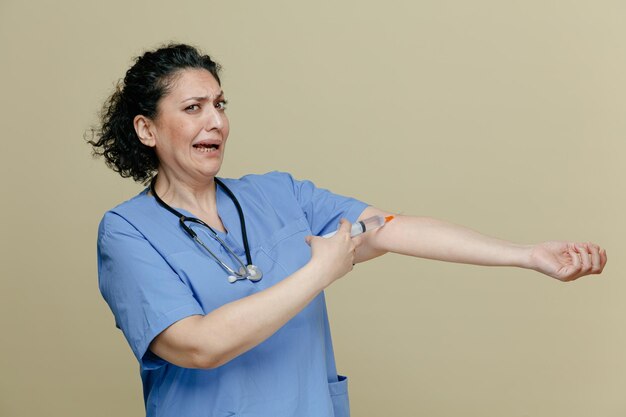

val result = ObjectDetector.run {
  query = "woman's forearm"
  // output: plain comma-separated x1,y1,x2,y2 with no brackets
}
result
150,262,327,369
356,207,606,282
368,214,532,268
197,262,328,368
150,221,358,369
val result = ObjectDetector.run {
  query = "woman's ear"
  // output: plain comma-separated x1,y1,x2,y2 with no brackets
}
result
134,115,156,147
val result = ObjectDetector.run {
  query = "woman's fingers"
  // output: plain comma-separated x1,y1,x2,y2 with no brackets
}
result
592,244,607,274
568,246,581,270
587,243,602,274
335,218,361,250
575,244,592,273
600,248,608,268
568,242,607,280
351,234,364,248
337,218,352,235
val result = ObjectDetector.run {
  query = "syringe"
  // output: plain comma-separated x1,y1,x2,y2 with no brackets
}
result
322,215,395,238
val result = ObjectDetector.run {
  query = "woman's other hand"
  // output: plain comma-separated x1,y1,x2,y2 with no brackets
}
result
528,241,607,282
305,219,362,287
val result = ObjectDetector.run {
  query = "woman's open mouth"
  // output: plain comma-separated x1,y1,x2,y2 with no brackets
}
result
193,143,220,153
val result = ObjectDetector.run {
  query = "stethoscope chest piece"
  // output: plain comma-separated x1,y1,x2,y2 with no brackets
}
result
246,265,263,281
228,265,263,283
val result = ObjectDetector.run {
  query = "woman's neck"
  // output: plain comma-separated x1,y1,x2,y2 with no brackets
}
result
152,170,219,219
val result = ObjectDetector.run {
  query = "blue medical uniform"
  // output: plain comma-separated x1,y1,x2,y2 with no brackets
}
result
97,171,368,417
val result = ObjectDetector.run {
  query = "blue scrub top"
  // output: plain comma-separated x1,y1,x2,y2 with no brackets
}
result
97,171,368,417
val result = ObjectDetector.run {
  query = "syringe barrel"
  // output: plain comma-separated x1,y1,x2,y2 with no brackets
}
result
355,216,385,235
323,215,386,238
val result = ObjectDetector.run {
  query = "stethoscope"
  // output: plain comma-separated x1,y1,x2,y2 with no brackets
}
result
150,176,263,283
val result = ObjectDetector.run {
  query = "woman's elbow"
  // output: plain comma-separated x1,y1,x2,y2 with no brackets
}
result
187,345,225,369
150,341,229,370
149,316,232,370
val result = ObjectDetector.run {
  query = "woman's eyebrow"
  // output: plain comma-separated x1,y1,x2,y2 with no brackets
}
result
180,91,225,104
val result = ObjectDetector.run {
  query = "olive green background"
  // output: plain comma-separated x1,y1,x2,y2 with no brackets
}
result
1,1,624,416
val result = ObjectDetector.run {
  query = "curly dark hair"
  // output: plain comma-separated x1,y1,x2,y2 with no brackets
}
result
87,43,222,184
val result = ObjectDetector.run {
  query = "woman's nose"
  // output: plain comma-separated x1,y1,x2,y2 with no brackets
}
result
204,107,224,131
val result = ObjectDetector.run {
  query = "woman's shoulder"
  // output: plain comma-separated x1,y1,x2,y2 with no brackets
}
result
98,188,160,234
219,171,302,195
103,188,153,216
222,170,296,185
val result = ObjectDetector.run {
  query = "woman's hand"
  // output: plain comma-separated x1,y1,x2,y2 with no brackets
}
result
305,219,362,288
527,241,607,282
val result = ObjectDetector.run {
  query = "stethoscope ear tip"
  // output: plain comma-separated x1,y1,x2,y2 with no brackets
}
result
228,275,237,283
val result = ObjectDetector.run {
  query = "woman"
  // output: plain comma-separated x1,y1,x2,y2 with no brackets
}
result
90,44,606,417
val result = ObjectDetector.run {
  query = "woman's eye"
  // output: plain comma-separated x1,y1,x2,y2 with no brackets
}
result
216,100,228,110
185,104,200,112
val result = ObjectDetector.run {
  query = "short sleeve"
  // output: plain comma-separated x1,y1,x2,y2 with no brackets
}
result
273,172,369,236
97,212,204,370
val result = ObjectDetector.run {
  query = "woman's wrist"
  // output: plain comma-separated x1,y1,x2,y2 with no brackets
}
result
512,243,535,270
302,259,335,290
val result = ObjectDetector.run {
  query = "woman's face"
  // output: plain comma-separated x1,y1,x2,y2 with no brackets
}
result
142,68,230,183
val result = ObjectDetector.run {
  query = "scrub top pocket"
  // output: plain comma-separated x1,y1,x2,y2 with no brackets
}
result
260,216,312,275
329,375,350,417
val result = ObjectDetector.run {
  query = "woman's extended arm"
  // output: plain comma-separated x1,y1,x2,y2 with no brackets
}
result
354,206,607,281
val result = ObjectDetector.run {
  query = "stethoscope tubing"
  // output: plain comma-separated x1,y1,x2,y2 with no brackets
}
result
150,176,258,281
